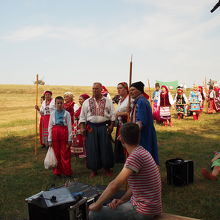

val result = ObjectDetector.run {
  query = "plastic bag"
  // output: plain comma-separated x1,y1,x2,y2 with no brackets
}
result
44,147,57,169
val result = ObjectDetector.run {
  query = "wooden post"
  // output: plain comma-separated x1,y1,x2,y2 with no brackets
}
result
127,55,133,122
129,55,132,87
204,76,208,113
35,74,39,155
147,79,152,108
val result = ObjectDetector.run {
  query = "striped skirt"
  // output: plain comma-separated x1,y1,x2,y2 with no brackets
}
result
160,106,171,120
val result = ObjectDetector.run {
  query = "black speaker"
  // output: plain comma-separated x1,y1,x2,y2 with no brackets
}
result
166,158,194,186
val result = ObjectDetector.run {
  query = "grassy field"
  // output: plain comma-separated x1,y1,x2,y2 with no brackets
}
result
0,84,220,220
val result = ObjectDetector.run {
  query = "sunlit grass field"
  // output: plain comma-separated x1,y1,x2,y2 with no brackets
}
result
0,84,220,220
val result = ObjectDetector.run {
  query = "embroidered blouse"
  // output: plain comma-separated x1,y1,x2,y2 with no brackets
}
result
40,99,55,115
79,96,115,124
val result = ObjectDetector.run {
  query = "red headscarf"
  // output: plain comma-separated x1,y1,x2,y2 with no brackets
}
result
101,86,109,96
80,94,90,100
161,85,169,93
118,82,128,91
44,90,52,96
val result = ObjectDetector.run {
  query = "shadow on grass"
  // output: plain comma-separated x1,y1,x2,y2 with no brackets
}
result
157,118,220,220
0,116,220,220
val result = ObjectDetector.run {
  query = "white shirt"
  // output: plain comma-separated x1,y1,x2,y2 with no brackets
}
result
40,99,55,115
157,92,174,106
116,96,129,122
79,96,115,124
209,90,215,99
48,110,72,142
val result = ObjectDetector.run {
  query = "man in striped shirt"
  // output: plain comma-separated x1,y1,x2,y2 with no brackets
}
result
89,122,162,220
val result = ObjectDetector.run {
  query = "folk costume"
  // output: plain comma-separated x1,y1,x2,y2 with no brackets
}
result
152,89,160,122
198,86,206,113
114,82,129,163
189,86,202,120
208,86,220,114
39,91,55,146
48,109,72,176
174,87,188,119
130,81,159,165
71,94,90,158
158,85,174,126
213,85,220,112
207,87,216,114
79,96,115,172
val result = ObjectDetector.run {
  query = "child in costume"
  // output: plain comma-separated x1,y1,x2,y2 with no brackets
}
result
189,85,202,120
48,96,73,177
158,85,174,126
201,152,220,180
152,83,161,123
174,86,188,119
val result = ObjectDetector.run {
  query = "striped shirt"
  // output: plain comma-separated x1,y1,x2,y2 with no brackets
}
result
124,146,162,216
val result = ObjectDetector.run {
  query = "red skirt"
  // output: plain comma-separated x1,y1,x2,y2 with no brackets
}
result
39,116,44,145
42,115,50,145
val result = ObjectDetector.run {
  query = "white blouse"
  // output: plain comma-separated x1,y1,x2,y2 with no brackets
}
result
116,96,129,122
40,99,55,115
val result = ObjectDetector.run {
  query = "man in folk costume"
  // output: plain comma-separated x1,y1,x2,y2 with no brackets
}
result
189,85,202,120
174,86,188,119
198,86,206,113
158,85,174,126
79,82,115,177
129,81,159,165
35,90,55,147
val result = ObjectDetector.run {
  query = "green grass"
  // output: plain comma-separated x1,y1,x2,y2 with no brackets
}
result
0,84,220,220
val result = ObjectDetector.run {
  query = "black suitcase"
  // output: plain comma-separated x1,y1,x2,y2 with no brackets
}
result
166,158,194,186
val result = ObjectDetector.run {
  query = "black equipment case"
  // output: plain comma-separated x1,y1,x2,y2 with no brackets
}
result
166,158,194,186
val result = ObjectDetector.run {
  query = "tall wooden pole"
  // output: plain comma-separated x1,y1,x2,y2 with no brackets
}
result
127,55,133,122
129,55,132,87
35,74,39,155
147,79,152,109
205,76,208,113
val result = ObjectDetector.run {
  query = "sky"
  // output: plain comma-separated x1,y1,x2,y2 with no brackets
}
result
0,0,220,87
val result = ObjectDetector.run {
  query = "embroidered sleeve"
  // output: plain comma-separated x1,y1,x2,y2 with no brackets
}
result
48,112,54,142
66,111,73,142
79,100,88,124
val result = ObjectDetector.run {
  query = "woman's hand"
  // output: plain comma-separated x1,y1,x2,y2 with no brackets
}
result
35,105,40,111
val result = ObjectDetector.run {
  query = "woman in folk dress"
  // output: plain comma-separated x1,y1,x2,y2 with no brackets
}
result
35,90,55,147
71,94,90,158
114,82,129,163
158,85,174,126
